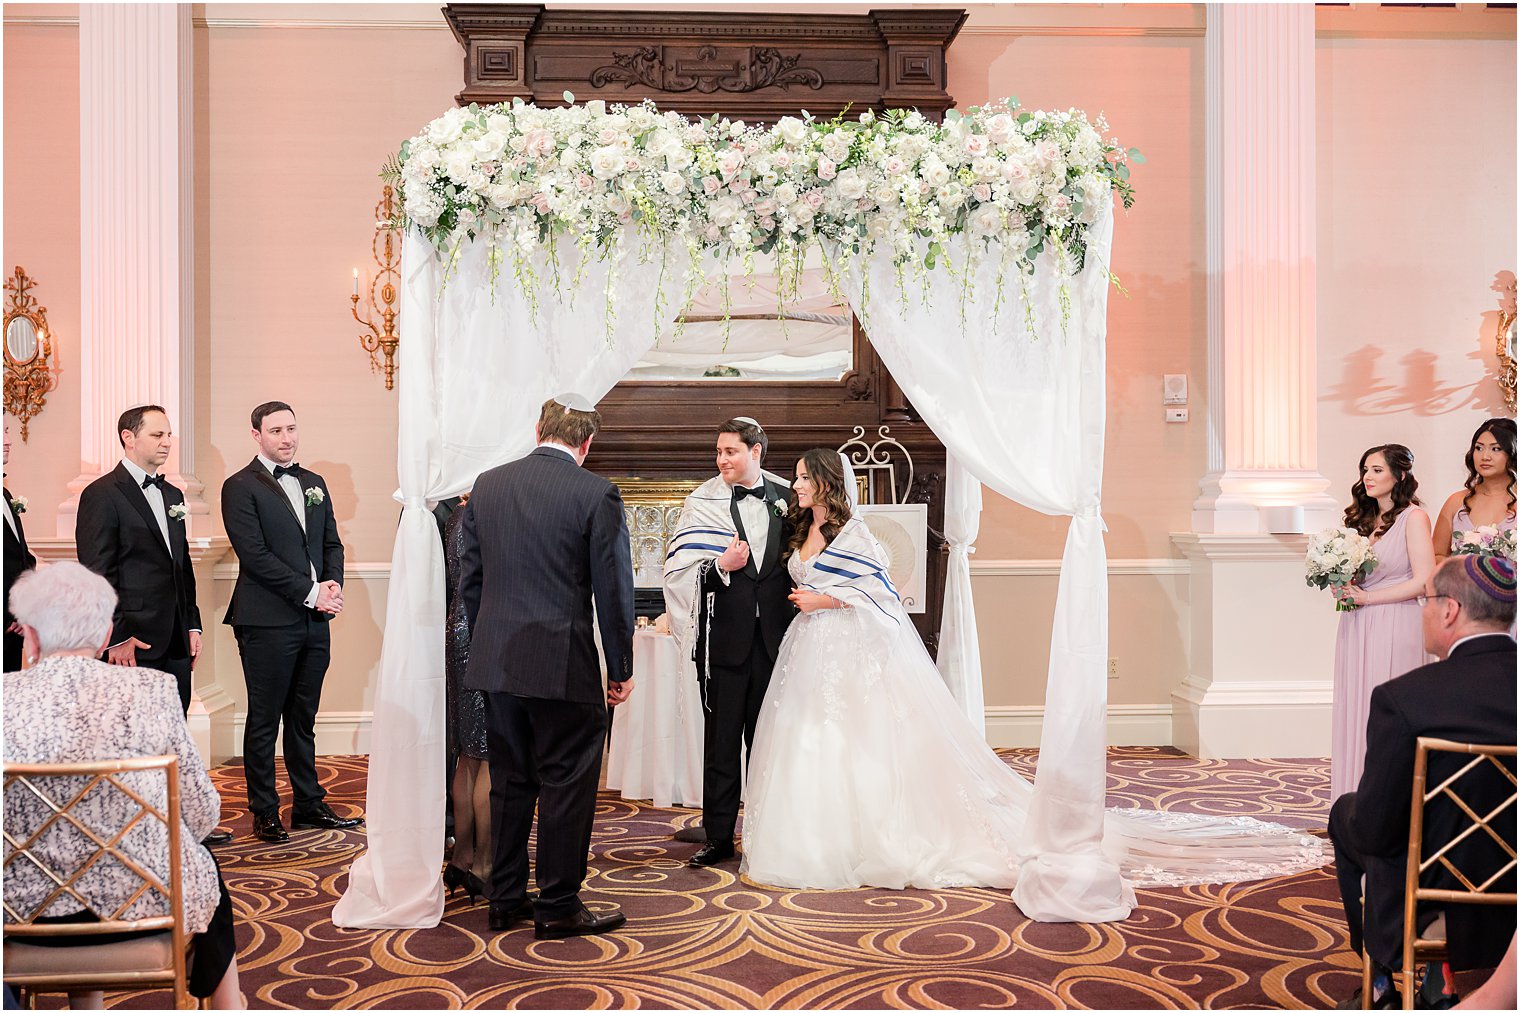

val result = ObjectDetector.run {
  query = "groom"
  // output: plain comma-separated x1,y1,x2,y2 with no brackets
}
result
663,417,795,867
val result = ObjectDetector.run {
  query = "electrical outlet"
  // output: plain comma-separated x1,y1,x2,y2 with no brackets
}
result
1107,658,1119,679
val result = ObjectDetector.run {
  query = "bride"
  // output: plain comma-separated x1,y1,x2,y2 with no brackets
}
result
740,449,1327,899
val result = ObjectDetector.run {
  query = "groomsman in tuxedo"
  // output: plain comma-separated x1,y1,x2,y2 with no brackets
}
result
76,406,204,710
222,401,361,843
460,395,635,939
4,417,37,671
687,418,795,868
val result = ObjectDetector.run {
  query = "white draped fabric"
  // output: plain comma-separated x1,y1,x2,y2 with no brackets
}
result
937,454,986,732
842,205,1130,922
333,231,691,928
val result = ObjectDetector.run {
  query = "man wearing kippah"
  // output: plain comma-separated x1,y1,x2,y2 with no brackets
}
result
1329,555,1517,1009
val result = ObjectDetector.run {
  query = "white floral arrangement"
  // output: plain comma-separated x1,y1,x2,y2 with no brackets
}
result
9,495,26,514
305,487,325,507
1451,524,1518,560
167,503,188,521
1305,528,1379,612
771,498,787,518
392,95,1139,336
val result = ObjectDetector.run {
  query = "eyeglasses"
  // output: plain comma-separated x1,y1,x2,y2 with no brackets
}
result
1415,593,1453,608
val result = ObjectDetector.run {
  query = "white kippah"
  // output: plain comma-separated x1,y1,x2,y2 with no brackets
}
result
732,416,761,429
552,392,595,412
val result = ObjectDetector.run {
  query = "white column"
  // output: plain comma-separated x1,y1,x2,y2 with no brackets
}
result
62,2,202,536
1192,2,1338,535
1174,5,1340,759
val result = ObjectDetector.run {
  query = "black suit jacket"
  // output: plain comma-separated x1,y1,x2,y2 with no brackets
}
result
4,488,37,668
459,447,634,705
221,459,344,627
1348,633,1517,970
696,476,796,668
75,464,202,656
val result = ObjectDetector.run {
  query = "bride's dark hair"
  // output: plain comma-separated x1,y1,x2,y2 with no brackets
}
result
1344,444,1420,538
784,449,854,559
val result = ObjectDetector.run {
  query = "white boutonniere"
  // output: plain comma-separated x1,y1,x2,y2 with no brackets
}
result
771,498,787,518
10,496,26,515
167,503,188,521
304,486,325,507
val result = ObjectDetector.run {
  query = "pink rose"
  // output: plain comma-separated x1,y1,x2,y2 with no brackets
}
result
972,183,991,202
965,134,989,157
802,189,825,210
773,151,793,170
523,129,555,160
1034,139,1060,167
575,174,595,193
625,157,640,172
530,192,551,214
816,157,837,181
703,176,722,196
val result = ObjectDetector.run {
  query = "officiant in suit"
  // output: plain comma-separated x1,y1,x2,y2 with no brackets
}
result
75,405,203,711
459,394,635,940
4,417,37,672
686,417,796,868
222,400,360,843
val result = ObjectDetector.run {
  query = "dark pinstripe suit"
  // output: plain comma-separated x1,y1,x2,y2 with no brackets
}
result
459,445,634,918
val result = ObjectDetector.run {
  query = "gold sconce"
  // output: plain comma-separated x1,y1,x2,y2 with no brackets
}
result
352,185,401,389
1498,307,1517,414
3,266,60,441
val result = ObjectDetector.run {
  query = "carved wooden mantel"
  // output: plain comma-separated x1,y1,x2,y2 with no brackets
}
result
439,3,967,651
443,4,967,124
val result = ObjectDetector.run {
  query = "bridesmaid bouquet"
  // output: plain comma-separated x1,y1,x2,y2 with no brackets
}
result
1305,528,1379,612
1451,525,1518,560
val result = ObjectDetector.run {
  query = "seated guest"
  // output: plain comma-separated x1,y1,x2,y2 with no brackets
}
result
2,563,244,1010
1330,555,1517,1009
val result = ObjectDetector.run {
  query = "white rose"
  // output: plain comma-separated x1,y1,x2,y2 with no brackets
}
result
590,145,625,180
986,113,1016,144
1015,179,1041,205
773,182,798,206
835,168,867,200
665,147,694,171
822,131,851,163
427,113,462,145
717,149,745,180
659,171,686,195
969,205,1002,236
472,131,508,162
443,149,476,183
709,195,742,228
776,116,808,146
964,134,989,158
883,155,907,176
937,182,965,210
921,157,951,188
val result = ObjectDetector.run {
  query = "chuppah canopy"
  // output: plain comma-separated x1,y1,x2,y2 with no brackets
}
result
333,96,1136,929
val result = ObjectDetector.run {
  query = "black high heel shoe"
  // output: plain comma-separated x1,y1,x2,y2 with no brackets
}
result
443,863,485,902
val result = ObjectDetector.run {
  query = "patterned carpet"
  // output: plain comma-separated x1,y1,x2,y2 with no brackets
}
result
70,749,1357,1010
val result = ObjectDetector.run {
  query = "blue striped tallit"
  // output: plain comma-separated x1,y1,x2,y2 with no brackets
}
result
797,517,904,628
661,475,738,662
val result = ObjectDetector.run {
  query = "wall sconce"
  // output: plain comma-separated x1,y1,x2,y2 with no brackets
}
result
1497,308,1516,414
3,266,60,441
351,185,401,389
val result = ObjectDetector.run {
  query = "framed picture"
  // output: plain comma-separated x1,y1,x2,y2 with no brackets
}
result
856,503,928,613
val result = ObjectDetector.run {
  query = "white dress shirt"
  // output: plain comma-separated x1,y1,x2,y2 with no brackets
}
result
3,495,18,540
733,476,770,566
535,441,580,463
119,457,172,551
257,455,320,609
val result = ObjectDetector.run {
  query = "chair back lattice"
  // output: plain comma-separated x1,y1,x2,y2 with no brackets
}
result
2,754,189,1008
1408,737,1519,905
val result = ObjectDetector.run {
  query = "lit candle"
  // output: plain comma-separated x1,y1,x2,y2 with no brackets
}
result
352,268,359,296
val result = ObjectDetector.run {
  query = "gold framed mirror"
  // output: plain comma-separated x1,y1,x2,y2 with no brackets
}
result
1497,308,1516,414
3,266,58,441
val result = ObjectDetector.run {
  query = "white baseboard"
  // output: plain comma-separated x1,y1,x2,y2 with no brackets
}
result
230,711,374,759
983,703,1174,749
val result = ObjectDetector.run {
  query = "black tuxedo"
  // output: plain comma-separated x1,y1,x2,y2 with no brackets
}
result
695,475,796,844
4,487,37,671
221,458,345,817
1330,634,1517,972
75,464,202,709
459,446,634,919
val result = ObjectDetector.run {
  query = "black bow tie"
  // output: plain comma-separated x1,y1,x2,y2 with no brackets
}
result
140,473,166,490
273,464,299,480
733,485,765,501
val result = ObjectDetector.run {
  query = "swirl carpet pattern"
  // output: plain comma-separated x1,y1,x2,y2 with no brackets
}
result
70,749,1356,1010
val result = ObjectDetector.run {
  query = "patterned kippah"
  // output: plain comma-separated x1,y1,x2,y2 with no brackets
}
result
1463,554,1517,603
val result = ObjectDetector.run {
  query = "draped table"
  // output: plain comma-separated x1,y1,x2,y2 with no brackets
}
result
606,629,704,808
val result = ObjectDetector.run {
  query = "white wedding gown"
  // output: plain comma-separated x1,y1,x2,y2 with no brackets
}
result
739,550,1327,894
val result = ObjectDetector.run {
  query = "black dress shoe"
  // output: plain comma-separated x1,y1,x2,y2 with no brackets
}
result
290,801,364,831
201,829,233,846
533,907,626,940
487,898,535,931
688,839,736,867
253,812,289,843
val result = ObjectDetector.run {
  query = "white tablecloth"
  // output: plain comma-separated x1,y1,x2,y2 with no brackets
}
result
606,629,704,808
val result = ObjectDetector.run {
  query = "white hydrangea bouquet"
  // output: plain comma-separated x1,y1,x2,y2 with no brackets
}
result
1305,528,1379,612
1451,525,1518,560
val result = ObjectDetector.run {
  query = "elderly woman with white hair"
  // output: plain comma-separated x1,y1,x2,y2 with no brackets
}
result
3,562,243,1009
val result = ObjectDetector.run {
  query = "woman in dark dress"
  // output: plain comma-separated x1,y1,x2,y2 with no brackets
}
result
442,496,491,899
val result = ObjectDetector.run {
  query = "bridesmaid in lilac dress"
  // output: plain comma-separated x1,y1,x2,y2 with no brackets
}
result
1331,444,1435,799
1433,418,1516,562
